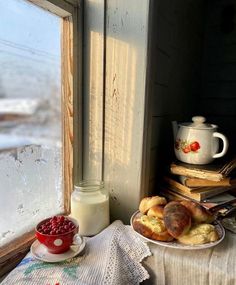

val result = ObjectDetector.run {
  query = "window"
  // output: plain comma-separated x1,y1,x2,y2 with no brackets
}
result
0,0,80,277
0,0,62,248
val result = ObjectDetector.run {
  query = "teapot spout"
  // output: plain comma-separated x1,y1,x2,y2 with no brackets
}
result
172,121,178,140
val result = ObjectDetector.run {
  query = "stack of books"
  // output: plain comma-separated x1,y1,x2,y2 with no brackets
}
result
170,157,236,182
160,157,236,213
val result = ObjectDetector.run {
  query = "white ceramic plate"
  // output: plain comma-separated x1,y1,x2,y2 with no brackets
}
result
130,211,225,250
30,239,86,262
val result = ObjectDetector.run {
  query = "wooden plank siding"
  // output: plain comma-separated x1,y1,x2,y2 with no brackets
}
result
82,0,105,181
145,0,205,193
201,0,236,154
81,0,151,222
104,0,150,223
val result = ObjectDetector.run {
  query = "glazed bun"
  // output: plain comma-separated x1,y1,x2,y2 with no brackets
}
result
139,196,167,214
177,223,219,245
163,201,191,238
147,205,164,219
133,214,174,242
180,200,215,224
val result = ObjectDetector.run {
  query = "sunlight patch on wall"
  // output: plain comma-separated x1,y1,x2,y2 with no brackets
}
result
105,35,137,167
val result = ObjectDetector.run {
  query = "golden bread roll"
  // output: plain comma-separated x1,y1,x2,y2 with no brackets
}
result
180,200,215,224
163,201,191,238
177,223,219,245
139,196,167,214
147,205,164,219
133,214,174,242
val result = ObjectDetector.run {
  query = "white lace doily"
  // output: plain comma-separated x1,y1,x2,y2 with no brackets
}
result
1,220,151,285
79,220,151,285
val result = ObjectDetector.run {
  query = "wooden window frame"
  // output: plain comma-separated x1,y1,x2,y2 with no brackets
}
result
0,0,82,278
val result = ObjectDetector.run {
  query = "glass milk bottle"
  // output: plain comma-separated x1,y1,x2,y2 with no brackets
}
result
70,180,110,236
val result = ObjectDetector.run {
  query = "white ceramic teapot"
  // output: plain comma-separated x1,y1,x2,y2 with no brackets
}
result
173,116,229,165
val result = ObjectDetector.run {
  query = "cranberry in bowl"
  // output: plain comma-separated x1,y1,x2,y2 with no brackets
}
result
35,215,80,254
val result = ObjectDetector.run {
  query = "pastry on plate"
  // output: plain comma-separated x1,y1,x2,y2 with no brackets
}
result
139,196,167,214
147,205,165,219
133,214,174,242
163,201,192,238
177,223,219,245
180,200,215,224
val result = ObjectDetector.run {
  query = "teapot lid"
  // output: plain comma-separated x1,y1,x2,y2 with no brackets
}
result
183,116,216,129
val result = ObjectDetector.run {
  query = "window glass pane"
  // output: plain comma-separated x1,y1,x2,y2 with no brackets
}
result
0,0,62,246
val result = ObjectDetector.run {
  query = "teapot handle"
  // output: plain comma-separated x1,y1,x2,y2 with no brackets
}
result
212,132,229,158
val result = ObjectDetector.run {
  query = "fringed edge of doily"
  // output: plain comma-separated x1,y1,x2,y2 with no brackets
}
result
107,221,152,284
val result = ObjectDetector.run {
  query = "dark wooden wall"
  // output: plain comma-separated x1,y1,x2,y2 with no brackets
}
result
201,0,236,156
146,0,205,193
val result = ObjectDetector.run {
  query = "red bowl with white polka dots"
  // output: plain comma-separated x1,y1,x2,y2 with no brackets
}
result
35,215,79,254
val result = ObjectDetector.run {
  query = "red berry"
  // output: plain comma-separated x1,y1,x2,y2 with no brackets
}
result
38,216,76,235
59,216,65,222
190,141,200,152
182,145,191,153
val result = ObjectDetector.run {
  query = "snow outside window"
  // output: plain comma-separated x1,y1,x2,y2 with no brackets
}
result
0,0,63,247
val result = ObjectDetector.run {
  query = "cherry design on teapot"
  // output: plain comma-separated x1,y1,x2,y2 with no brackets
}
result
175,139,201,154
173,116,229,165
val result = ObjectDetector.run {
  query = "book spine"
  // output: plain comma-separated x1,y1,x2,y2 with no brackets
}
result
180,176,231,187
164,176,190,192
164,176,201,193
199,187,234,200
162,182,233,201
158,189,190,202
165,184,201,201
179,176,188,186
170,165,223,181
190,186,231,193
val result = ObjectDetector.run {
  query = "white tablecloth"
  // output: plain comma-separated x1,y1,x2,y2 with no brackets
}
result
142,230,236,285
